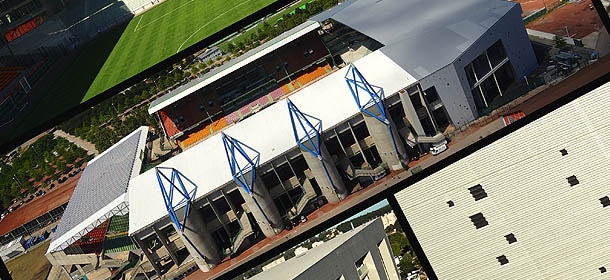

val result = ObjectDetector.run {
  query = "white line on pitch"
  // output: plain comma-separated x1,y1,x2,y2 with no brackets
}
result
134,15,144,32
176,0,253,53
135,0,195,32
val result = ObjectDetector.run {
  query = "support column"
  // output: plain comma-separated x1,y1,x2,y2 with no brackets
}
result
132,235,162,275
363,114,407,170
180,207,222,272
301,143,347,203
237,174,283,237
152,226,180,267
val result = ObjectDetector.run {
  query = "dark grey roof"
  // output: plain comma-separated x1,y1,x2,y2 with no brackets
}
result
52,129,144,241
315,0,517,79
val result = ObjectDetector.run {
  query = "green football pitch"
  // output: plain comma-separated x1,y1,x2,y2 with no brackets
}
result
83,0,276,101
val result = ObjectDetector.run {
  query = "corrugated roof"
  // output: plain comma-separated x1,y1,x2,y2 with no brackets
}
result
49,127,148,253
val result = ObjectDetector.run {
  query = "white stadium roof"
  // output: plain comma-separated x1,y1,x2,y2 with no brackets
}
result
48,127,148,253
148,20,321,114
129,50,416,235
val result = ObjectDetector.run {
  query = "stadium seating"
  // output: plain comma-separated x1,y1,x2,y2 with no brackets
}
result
224,111,240,124
269,87,286,101
159,110,181,138
67,219,110,255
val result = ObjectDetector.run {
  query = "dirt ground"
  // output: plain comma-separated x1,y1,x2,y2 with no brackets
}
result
5,240,52,280
0,172,81,236
518,0,604,39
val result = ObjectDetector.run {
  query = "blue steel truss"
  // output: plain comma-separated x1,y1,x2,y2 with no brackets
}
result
344,64,401,159
287,99,339,193
155,167,197,232
222,133,260,195
345,64,389,124
287,99,323,159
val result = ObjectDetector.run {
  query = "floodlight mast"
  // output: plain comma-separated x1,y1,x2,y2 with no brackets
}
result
345,64,401,161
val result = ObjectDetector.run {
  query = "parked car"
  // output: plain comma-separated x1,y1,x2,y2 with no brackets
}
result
430,139,448,156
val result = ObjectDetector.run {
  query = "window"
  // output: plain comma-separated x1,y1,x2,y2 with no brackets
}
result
560,149,568,156
505,233,517,244
600,196,610,207
469,213,488,229
468,184,487,201
447,200,454,207
496,255,509,265
567,175,579,186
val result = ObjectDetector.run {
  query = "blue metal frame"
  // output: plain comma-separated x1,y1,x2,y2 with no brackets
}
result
221,133,260,195
345,64,388,124
155,167,197,232
287,99,323,159
287,99,338,193
344,64,401,159
221,133,274,226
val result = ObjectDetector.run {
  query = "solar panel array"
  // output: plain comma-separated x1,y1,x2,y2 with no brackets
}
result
53,130,142,243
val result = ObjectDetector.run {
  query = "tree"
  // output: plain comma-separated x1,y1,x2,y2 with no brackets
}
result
399,252,417,276
388,232,410,256
553,35,567,50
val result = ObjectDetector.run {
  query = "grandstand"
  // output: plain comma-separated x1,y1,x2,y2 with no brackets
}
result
0,58,55,126
129,0,537,277
149,21,338,149
45,127,148,279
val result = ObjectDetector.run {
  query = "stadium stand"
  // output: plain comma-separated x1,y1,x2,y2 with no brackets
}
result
269,86,286,101
58,0,133,40
64,220,110,255
159,110,181,137
101,214,135,255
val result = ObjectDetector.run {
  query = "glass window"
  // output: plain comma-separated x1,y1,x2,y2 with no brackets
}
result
487,40,508,67
473,54,491,78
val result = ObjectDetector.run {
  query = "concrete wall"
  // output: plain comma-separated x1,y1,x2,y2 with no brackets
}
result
420,3,538,125
295,219,399,280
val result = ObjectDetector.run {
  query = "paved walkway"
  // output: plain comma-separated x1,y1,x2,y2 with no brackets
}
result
53,129,99,156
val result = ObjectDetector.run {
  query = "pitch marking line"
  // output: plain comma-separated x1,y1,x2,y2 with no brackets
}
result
133,0,195,32
134,15,144,32
176,0,255,53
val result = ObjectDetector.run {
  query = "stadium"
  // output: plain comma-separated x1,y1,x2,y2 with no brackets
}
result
45,0,539,278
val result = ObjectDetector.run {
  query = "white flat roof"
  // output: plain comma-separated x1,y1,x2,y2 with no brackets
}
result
129,51,416,235
148,21,321,114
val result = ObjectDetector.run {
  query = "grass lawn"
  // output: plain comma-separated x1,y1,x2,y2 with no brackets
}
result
6,240,52,280
218,0,313,52
83,0,276,101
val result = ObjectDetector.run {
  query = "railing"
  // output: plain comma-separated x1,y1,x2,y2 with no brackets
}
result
345,163,387,180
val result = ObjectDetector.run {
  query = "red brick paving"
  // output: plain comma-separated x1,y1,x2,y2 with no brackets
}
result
525,0,603,39
0,172,82,236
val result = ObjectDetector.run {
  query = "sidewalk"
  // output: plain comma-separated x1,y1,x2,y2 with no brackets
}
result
53,129,99,156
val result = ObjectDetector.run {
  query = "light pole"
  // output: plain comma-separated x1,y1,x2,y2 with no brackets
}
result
12,174,23,189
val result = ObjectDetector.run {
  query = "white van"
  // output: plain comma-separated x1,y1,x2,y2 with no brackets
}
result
430,139,448,156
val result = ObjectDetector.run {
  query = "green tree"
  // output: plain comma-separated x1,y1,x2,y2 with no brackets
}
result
399,252,417,276
388,232,410,256
554,35,567,50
